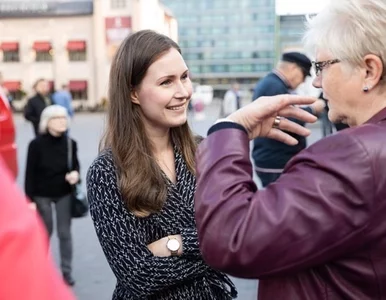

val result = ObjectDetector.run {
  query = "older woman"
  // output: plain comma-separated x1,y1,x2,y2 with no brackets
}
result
25,105,80,286
194,0,386,299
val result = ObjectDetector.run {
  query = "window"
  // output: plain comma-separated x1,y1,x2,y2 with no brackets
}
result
211,65,228,73
69,80,88,100
69,51,86,61
228,64,254,73
188,65,200,74
229,65,242,72
33,41,53,62
111,0,126,9
36,52,53,62
185,53,203,60
1,42,19,62
211,52,225,59
3,51,19,62
67,41,87,61
228,52,240,59
254,64,272,72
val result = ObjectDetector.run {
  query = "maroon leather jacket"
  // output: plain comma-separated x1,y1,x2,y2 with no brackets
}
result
195,108,386,299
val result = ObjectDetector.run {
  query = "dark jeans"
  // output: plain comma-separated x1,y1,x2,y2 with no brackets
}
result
34,194,72,275
257,172,282,187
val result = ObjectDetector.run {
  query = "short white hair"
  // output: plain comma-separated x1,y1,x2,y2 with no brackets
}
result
39,105,70,134
303,0,386,77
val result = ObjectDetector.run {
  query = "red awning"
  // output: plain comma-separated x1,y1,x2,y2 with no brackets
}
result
69,80,87,91
3,81,21,92
1,42,19,51
32,41,52,52
66,40,86,51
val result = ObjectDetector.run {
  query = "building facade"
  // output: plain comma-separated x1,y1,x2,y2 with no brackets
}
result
278,13,320,96
0,0,177,111
279,14,305,52
162,0,277,97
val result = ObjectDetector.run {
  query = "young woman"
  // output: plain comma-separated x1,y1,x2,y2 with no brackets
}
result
25,105,79,286
86,30,237,300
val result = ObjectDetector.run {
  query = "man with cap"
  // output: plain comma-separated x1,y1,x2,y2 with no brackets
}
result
251,51,325,187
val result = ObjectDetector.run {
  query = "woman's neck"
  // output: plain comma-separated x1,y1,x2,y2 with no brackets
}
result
47,129,63,137
143,122,172,156
150,132,172,157
352,93,386,126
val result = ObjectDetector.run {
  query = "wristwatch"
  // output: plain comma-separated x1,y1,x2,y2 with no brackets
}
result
166,237,180,256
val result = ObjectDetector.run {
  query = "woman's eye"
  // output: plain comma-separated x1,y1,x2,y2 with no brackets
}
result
161,80,172,86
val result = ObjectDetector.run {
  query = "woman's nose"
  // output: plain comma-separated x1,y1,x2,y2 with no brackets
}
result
175,82,190,98
312,75,322,88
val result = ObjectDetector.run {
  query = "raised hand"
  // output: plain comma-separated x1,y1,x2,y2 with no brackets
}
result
227,94,318,144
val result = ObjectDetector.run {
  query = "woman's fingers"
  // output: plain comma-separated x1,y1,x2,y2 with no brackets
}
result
266,118,312,145
266,128,299,145
276,117,312,137
279,105,317,124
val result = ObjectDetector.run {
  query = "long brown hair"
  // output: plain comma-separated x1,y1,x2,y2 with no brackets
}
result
101,30,197,217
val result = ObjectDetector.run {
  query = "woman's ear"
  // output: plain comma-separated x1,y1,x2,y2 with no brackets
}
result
131,89,140,105
363,54,383,88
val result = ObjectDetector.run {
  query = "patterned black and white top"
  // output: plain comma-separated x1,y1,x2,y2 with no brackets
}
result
86,148,237,300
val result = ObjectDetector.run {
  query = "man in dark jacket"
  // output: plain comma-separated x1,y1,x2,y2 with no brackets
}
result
252,52,325,186
24,79,52,136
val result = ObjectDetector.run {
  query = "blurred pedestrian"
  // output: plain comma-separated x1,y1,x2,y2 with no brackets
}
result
252,52,326,186
24,79,53,136
87,30,237,300
0,157,75,300
25,105,80,286
52,84,74,118
194,0,386,299
222,82,241,116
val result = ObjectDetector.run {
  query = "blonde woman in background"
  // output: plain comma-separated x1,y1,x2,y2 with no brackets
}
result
25,105,79,286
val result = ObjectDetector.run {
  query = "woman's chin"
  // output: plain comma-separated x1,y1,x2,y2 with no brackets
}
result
169,116,188,127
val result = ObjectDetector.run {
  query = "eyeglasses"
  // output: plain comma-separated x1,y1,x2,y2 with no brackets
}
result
312,59,341,76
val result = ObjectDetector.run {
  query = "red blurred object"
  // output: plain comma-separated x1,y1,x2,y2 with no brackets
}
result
0,158,75,300
0,88,17,178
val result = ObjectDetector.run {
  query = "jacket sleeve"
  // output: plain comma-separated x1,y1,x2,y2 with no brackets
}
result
25,140,38,201
180,227,202,257
86,159,210,298
24,98,38,123
195,126,374,279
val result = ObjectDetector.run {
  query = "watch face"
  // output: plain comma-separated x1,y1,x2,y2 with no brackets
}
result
167,239,180,251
